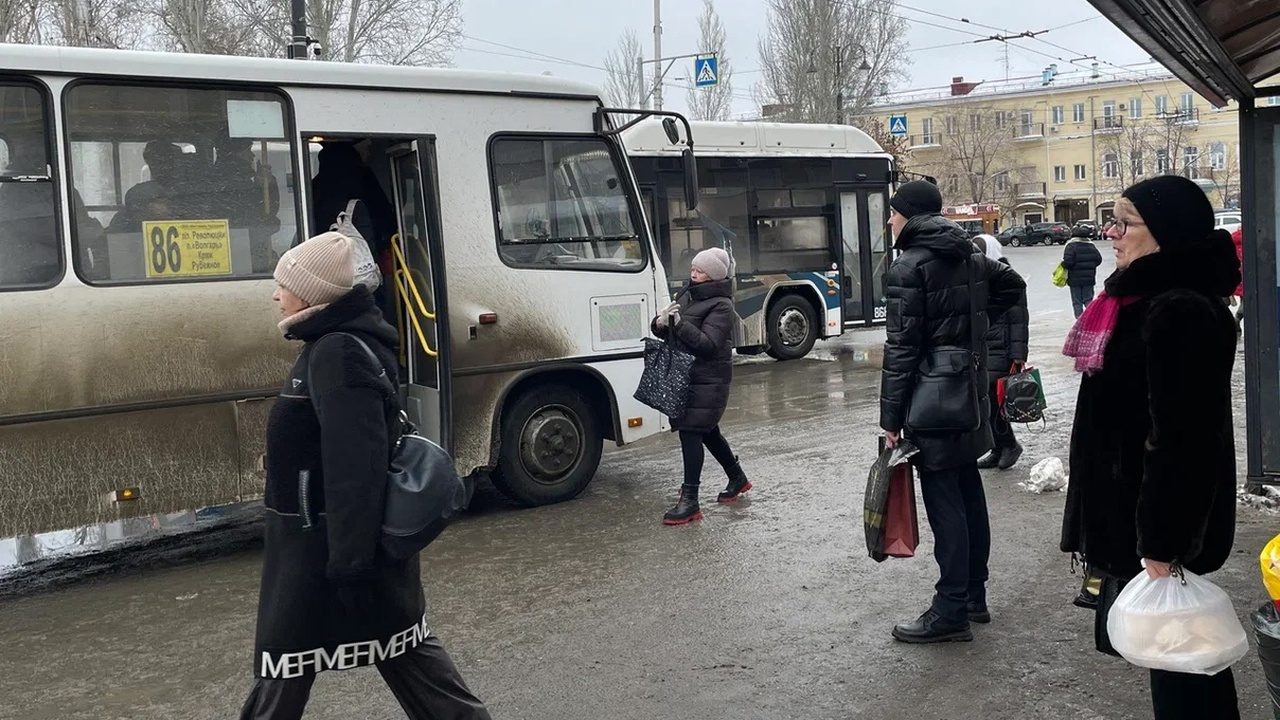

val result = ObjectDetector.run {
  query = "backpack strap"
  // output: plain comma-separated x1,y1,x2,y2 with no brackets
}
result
966,253,983,371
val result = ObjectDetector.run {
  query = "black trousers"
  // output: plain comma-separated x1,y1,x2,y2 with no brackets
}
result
987,381,1017,449
678,426,736,487
238,635,492,720
918,462,990,622
1070,284,1095,318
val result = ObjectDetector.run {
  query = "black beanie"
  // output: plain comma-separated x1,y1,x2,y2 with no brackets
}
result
890,180,943,219
1120,175,1213,251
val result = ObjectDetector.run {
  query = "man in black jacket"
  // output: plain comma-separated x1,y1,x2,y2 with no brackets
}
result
1062,227,1103,317
879,181,1026,643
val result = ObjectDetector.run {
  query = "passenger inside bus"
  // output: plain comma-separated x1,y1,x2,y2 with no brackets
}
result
106,140,186,233
310,141,396,262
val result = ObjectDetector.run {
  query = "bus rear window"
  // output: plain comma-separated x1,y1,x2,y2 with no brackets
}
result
489,136,645,272
0,83,60,290
64,83,298,284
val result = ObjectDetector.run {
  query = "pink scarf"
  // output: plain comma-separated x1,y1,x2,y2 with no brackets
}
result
1061,292,1140,375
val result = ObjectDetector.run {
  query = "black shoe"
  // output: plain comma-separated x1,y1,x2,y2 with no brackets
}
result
1072,589,1099,609
716,457,753,503
663,485,702,525
997,443,1023,470
977,449,1003,470
966,601,991,624
891,609,973,643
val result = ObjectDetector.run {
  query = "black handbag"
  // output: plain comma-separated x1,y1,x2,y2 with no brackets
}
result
306,333,471,562
905,254,984,433
633,336,696,419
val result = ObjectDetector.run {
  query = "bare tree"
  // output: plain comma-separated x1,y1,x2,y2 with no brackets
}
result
756,0,909,123
685,0,732,121
0,0,44,44
47,0,137,49
1213,141,1241,209
148,0,262,55
918,104,1020,206
1095,118,1154,197
306,0,462,66
603,28,648,108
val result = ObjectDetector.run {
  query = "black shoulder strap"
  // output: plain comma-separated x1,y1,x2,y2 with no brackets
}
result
304,332,398,407
966,253,983,367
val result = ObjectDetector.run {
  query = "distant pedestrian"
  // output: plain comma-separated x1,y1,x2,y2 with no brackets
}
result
879,181,1026,643
652,247,750,525
240,232,491,720
1061,175,1242,719
1230,225,1244,334
971,235,1029,471
1062,226,1103,318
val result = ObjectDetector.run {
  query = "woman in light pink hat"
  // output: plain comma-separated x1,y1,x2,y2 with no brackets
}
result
652,246,749,525
240,232,491,720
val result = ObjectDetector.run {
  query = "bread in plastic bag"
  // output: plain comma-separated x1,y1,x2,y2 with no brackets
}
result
1106,566,1249,675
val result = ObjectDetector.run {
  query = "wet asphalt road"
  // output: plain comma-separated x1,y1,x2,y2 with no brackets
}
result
1,242,1277,720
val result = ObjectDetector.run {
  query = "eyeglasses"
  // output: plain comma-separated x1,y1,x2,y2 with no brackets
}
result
1111,217,1145,236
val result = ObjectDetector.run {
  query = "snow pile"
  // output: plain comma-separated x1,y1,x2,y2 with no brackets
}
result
1019,457,1068,493
1238,485,1280,514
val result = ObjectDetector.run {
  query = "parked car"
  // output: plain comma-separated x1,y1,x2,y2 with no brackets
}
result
998,222,1070,247
1215,210,1242,235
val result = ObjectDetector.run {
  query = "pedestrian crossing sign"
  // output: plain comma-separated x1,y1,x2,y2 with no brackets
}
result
695,55,719,87
889,115,908,136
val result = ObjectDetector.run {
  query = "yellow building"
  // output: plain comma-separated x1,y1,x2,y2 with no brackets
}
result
865,62,1280,227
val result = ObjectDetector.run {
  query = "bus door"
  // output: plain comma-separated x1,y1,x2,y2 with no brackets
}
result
838,188,891,325
387,140,452,452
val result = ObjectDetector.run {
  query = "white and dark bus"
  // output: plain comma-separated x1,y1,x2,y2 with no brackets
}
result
624,120,895,360
0,44,695,569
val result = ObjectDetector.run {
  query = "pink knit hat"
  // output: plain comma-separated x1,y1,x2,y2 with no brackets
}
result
274,232,355,307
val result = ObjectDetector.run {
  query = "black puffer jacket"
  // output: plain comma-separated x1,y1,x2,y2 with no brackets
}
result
1061,235,1240,580
985,257,1030,384
879,214,1027,471
1062,239,1103,287
652,278,735,433
253,287,428,679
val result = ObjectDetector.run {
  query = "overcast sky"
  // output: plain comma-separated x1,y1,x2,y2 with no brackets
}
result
455,0,1154,117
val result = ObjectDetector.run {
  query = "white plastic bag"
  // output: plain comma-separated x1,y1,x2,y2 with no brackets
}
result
332,199,382,290
1107,566,1249,675
1019,457,1067,493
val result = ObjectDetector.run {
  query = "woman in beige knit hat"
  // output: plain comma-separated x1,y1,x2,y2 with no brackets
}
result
242,232,491,720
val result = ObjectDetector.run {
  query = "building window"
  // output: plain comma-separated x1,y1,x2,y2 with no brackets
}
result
944,115,957,136
1180,92,1195,111
1072,103,1085,122
1103,100,1116,117
994,111,1007,130
1103,152,1119,179
946,175,959,195
1155,95,1169,115
1209,142,1226,170
64,83,299,284
1074,164,1087,181
1051,106,1064,124
1053,165,1066,182
969,113,982,131
922,117,937,144
994,171,1010,191
1156,149,1170,173
0,81,61,290
490,136,644,272
1268,96,1280,107
1183,145,1198,177
1129,98,1142,118
1131,150,1144,177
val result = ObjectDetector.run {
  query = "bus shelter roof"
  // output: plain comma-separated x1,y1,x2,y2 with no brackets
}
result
1088,0,1280,106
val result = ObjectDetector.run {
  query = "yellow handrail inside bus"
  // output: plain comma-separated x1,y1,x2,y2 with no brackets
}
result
389,233,438,359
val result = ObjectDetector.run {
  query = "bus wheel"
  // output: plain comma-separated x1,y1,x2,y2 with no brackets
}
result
492,383,603,507
765,295,817,361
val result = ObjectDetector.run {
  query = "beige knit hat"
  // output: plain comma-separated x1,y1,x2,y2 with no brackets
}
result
274,231,355,307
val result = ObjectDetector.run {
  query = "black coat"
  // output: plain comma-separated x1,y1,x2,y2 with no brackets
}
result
1062,239,1103,288
985,257,1030,384
879,214,1027,471
652,278,735,433
253,287,428,679
1060,236,1241,580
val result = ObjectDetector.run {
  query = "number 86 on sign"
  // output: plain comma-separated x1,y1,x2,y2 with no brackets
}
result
142,220,233,278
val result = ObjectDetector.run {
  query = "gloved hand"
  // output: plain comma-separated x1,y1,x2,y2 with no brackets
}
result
334,580,379,616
